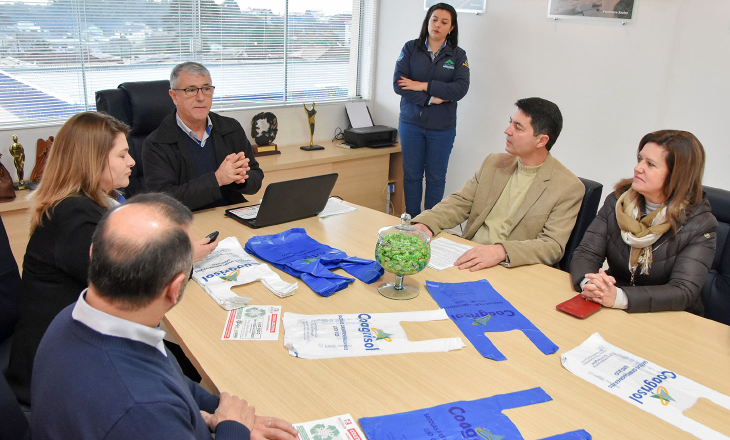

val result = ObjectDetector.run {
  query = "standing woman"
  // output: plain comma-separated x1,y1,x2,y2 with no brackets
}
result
394,2,470,217
570,130,717,313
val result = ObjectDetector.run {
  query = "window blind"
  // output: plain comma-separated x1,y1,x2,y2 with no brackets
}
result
0,0,377,129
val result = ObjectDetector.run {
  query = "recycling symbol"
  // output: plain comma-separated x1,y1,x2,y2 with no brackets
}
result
244,307,266,318
309,423,340,440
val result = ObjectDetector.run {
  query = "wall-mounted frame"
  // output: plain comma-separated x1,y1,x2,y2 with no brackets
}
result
425,0,486,14
547,0,637,22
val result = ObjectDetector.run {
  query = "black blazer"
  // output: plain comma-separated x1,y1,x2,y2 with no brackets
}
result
143,110,264,211
6,194,106,405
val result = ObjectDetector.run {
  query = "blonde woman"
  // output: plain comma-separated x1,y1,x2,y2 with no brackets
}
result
6,112,216,405
570,130,717,313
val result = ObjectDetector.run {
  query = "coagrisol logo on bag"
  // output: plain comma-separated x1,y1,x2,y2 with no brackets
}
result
622,369,678,405
449,309,515,324
357,314,392,351
199,263,258,283
441,407,504,439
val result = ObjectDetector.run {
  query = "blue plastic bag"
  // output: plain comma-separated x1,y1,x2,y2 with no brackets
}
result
245,228,383,297
359,387,590,440
427,279,559,361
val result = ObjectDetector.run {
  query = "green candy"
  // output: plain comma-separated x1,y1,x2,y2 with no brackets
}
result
375,232,430,275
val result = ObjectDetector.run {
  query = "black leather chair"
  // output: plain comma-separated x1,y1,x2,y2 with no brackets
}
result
559,177,603,272
700,186,730,325
0,215,29,440
95,80,175,197
0,214,22,373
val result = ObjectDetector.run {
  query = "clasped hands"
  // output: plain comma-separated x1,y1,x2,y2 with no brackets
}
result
215,152,250,186
581,268,617,307
201,392,298,440
397,76,449,104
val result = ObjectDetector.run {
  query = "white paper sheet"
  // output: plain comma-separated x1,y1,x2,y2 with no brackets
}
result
318,198,358,218
345,102,373,128
294,414,366,440
228,205,260,220
427,237,473,271
221,305,281,341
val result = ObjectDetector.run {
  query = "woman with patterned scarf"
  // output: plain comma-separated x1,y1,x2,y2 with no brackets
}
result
570,130,717,313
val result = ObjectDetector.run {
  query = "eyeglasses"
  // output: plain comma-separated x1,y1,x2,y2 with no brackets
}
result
172,86,215,97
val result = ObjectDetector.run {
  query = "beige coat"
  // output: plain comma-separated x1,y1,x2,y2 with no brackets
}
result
413,152,584,267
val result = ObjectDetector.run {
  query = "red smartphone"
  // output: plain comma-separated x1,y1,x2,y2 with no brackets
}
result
556,294,602,319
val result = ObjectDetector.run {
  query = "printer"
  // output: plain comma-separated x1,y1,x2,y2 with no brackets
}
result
344,125,398,148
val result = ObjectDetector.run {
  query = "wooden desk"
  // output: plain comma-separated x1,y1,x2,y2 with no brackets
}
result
250,141,403,214
164,204,730,438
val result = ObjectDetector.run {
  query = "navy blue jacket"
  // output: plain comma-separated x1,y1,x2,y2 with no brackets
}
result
31,305,250,440
393,39,470,131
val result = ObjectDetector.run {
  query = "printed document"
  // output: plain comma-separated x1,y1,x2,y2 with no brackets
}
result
295,414,366,440
428,237,473,271
318,198,358,218
221,305,281,341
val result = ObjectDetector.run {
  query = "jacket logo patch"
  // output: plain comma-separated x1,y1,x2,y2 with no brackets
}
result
443,59,454,70
397,52,404,62
463,60,469,68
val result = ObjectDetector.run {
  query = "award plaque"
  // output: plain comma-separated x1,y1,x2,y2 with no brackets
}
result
251,112,281,156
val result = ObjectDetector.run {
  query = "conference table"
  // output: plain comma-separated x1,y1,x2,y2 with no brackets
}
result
164,202,730,439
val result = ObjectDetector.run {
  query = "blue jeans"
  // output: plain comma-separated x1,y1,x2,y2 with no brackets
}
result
399,121,456,217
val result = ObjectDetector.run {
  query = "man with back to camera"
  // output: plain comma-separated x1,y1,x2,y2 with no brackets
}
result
144,61,263,211
412,97,585,270
30,193,298,440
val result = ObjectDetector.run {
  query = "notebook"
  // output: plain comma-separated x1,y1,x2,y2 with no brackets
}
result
225,173,338,228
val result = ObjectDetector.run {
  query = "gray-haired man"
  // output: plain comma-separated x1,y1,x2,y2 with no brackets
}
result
144,61,264,211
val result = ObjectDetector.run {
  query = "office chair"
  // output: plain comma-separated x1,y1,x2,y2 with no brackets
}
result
0,215,29,440
700,186,730,326
95,80,175,197
559,177,603,272
0,214,22,373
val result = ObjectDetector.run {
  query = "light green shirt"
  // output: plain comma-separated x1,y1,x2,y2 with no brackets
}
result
472,160,542,245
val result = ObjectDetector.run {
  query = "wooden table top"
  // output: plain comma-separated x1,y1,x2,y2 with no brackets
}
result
164,202,730,438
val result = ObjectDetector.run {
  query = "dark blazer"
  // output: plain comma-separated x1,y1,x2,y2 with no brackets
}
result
143,111,263,211
570,192,718,314
6,194,106,405
394,39,470,131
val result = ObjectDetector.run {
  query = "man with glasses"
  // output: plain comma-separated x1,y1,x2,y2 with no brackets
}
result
143,62,263,210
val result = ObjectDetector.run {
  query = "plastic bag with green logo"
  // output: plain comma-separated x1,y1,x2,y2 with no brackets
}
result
359,387,590,440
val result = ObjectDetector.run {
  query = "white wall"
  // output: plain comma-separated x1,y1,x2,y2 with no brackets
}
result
372,0,730,198
0,103,349,180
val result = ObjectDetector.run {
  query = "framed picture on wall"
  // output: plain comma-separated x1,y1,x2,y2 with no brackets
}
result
547,0,637,22
424,0,486,14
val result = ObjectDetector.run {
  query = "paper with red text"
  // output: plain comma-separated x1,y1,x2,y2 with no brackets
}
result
295,414,367,440
221,305,281,341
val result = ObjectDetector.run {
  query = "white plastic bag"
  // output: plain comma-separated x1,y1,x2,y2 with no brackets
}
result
192,237,298,310
283,309,465,359
562,333,730,439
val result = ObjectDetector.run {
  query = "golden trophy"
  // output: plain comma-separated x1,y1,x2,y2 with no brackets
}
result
300,103,324,151
9,135,28,190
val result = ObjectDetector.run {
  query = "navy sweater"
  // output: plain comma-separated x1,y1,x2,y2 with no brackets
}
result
31,306,250,440
393,39,470,130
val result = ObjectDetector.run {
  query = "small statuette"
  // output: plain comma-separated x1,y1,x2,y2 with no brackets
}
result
9,135,28,190
300,103,324,151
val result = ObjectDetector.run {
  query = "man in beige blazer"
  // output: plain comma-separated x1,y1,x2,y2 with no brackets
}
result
413,97,584,271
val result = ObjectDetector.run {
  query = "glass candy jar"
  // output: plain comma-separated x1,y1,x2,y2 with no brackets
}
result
375,213,431,300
